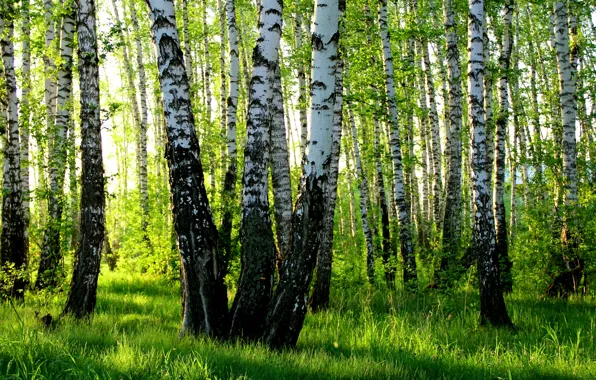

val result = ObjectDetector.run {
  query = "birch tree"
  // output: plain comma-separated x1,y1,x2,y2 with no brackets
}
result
416,0,443,225
0,2,27,300
269,64,293,263
379,0,417,290
438,0,463,288
264,0,341,349
129,0,151,242
228,0,282,340
493,0,514,294
467,0,512,327
144,0,228,336
44,0,57,155
219,0,240,279
310,53,343,312
63,0,105,318
20,0,31,261
552,0,580,292
36,0,77,290
348,105,375,283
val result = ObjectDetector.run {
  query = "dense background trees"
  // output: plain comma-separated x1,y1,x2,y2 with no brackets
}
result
1,0,595,352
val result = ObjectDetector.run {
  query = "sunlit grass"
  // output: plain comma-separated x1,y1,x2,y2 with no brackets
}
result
1,269,595,379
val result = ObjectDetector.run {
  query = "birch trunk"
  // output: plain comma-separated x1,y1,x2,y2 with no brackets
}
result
406,35,423,249
380,0,417,290
467,0,512,327
63,0,105,318
68,121,79,249
110,0,142,180
493,0,513,294
348,105,375,284
269,64,293,263
553,1,578,215
526,10,544,188
20,0,31,261
418,56,431,226
264,0,341,348
16,0,31,268
182,0,193,82
484,17,495,183
219,0,240,279
0,6,27,300
37,0,76,290
202,0,212,129
129,0,151,240
309,55,343,312
420,37,443,227
438,0,463,288
144,0,228,336
218,0,228,178
44,0,57,152
376,119,394,284
552,1,580,293
228,0,282,340
294,11,308,158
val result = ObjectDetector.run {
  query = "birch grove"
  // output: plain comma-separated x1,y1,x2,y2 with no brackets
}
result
1,0,596,355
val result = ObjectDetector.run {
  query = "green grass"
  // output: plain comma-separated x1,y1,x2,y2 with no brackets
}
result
1,269,595,379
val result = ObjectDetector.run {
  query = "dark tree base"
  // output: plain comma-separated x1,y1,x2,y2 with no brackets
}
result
546,259,584,298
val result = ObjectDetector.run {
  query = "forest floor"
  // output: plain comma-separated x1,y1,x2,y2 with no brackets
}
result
0,269,595,379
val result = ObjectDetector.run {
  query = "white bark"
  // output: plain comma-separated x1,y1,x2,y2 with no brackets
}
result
294,11,308,158
311,49,344,311
219,0,240,263
0,4,27,298
421,38,443,226
129,0,150,237
182,0,193,82
229,0,282,339
468,0,511,326
63,0,105,317
20,0,31,256
226,0,239,164
493,0,513,276
36,0,76,289
218,0,228,176
202,0,212,127
264,0,341,348
144,0,227,336
270,63,292,261
553,1,578,207
379,0,417,289
439,0,463,286
44,0,57,146
348,104,375,283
